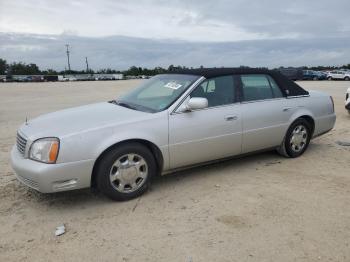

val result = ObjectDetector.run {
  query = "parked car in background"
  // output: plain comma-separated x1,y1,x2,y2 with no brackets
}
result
58,75,69,81
95,76,109,80
68,76,77,81
44,75,59,82
346,88,350,113
302,70,327,80
278,68,303,81
80,75,96,81
11,68,336,201
4,75,13,82
31,76,43,82
327,70,350,81
24,76,33,82
13,76,30,82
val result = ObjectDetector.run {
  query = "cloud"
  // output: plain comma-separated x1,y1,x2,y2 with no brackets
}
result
0,33,349,70
1,1,349,70
1,0,349,41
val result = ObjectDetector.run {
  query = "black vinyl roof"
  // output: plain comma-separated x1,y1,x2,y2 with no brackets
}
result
170,67,270,78
169,67,309,97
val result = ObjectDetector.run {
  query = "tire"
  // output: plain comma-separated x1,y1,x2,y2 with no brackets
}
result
345,76,350,81
96,142,156,201
276,138,289,157
327,77,332,81
313,77,318,81
278,119,312,158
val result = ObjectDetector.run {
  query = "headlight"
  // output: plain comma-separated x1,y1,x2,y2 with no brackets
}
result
29,138,60,164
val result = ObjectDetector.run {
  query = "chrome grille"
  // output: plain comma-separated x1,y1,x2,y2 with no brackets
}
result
17,132,27,156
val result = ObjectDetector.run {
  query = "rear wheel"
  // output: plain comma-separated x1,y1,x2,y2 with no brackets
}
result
278,119,312,158
96,143,156,201
345,76,350,81
327,76,332,80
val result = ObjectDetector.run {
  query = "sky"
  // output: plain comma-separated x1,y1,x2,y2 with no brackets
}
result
0,0,349,70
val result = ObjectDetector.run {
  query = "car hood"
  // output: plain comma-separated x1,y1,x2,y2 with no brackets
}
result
19,102,150,140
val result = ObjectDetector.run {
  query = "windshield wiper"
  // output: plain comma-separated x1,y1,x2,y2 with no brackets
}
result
110,100,137,110
109,99,156,113
109,99,118,105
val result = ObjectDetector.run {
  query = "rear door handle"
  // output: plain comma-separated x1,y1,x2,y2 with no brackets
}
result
283,107,293,112
225,115,238,121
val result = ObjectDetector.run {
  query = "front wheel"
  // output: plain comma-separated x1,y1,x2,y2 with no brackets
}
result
327,76,332,81
278,119,312,158
96,143,156,201
344,76,350,81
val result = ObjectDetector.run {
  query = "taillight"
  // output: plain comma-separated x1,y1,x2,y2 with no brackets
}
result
330,96,335,113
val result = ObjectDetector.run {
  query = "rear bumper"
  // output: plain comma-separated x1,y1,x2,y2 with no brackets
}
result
10,146,94,193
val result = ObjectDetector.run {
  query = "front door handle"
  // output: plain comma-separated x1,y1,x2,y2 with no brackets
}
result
283,107,293,112
225,115,238,121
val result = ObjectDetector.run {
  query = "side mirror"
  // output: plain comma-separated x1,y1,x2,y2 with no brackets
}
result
186,97,208,111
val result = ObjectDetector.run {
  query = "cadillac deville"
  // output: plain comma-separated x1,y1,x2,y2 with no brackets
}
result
11,68,336,200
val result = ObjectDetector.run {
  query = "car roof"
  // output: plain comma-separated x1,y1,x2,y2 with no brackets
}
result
168,67,309,97
168,67,271,78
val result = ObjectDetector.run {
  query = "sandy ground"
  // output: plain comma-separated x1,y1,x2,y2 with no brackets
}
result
0,80,349,262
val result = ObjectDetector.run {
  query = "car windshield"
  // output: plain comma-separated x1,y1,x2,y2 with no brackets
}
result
115,74,200,113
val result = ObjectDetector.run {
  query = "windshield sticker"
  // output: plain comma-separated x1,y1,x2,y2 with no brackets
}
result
164,82,182,90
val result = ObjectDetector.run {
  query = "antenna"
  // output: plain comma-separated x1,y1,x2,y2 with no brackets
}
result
65,44,71,73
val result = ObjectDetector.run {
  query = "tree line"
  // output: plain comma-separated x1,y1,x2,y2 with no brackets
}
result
1,58,350,76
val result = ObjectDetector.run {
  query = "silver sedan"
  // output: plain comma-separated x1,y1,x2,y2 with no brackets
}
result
11,68,336,201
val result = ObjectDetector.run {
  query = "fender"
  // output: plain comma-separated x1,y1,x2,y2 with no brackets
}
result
93,132,168,168
91,118,169,170
287,106,315,126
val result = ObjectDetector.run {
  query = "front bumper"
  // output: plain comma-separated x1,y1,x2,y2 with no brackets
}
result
10,146,94,193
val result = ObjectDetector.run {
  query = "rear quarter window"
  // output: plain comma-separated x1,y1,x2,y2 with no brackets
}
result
241,74,283,102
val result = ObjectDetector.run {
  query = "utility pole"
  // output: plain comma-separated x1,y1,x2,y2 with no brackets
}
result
85,57,89,73
65,44,71,73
